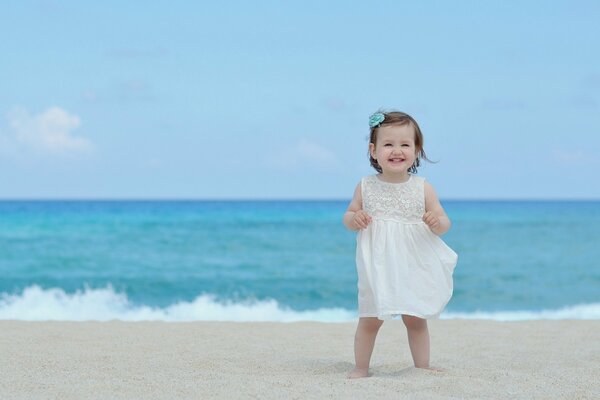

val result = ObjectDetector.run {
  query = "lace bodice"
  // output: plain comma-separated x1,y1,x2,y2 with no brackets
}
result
361,174,425,222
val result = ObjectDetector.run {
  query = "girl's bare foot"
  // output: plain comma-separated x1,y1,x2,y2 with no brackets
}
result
347,368,369,379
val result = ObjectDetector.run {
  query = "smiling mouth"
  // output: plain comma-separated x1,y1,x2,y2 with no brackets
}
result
389,158,405,162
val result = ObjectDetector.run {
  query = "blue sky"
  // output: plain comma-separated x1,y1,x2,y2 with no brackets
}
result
1,1,599,199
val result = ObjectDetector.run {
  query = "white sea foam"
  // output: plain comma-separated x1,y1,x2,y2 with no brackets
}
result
0,285,598,322
0,285,356,322
441,303,600,321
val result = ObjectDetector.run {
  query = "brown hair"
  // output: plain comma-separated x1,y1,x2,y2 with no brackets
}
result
368,111,431,173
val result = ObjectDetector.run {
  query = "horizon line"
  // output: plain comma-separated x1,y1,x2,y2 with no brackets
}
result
1,197,599,202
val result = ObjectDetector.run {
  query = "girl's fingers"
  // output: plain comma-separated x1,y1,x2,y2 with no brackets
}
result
423,212,438,227
354,212,371,229
423,215,438,227
356,216,363,227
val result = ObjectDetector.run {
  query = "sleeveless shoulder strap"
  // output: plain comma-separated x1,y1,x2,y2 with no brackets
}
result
414,176,426,208
360,176,367,204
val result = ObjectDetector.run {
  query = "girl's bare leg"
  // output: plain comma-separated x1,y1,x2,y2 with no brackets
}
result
402,314,430,368
348,317,384,379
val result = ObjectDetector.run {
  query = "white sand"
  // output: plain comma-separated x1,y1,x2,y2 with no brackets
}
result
0,320,598,399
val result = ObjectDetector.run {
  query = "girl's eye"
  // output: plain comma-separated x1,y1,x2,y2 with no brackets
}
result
402,144,410,147
384,144,392,147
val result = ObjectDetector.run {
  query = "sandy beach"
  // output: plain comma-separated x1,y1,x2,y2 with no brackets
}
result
0,320,598,399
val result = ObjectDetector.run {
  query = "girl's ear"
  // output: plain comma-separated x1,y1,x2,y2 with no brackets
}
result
369,143,376,159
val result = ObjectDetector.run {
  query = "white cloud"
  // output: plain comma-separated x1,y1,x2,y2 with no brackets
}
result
81,90,99,102
551,150,597,165
296,139,338,164
268,138,340,169
5,106,92,153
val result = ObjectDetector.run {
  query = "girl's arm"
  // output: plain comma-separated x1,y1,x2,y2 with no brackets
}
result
423,181,451,236
343,183,372,231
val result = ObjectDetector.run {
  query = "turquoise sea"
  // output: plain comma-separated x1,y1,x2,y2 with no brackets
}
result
0,200,598,321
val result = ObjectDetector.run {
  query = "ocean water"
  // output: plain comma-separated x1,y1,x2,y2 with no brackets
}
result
0,200,598,322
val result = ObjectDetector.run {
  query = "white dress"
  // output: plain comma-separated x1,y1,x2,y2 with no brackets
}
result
356,174,458,320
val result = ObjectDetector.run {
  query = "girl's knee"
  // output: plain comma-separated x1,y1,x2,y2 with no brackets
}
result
359,317,384,332
402,314,427,330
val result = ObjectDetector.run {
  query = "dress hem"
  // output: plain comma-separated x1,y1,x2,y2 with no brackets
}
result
358,310,442,320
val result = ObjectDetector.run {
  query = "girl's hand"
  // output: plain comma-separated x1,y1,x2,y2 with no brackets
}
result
352,210,372,230
422,211,440,230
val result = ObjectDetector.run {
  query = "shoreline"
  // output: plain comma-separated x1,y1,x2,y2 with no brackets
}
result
1,320,598,399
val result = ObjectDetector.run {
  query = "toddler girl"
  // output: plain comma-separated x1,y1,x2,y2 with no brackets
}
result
343,110,457,379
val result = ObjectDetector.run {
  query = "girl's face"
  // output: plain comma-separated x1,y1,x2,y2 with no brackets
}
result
369,123,417,178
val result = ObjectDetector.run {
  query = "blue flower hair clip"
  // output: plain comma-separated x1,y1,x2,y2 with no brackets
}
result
369,112,385,128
